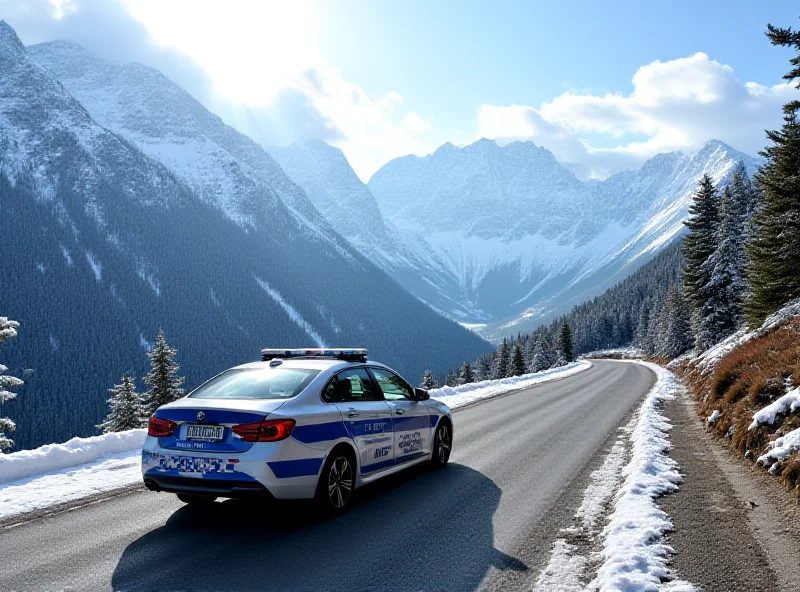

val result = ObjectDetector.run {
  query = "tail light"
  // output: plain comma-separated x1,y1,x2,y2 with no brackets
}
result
148,416,178,437
232,418,295,442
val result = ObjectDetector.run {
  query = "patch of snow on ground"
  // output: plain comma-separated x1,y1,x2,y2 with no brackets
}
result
591,361,696,592
748,387,800,430
757,427,800,469
0,429,146,484
707,410,721,424
85,251,102,281
255,276,326,348
429,361,591,409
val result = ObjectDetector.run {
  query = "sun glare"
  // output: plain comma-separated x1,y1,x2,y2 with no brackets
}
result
125,0,319,105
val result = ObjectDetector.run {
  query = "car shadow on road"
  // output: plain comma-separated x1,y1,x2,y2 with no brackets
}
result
111,462,525,591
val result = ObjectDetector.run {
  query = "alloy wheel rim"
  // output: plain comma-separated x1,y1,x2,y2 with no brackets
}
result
437,425,450,463
327,456,353,508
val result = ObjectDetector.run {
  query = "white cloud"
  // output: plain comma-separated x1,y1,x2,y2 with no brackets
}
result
479,53,799,178
404,111,433,134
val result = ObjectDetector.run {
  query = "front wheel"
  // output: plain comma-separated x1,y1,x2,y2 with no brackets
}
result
431,421,452,468
314,449,355,518
176,494,216,505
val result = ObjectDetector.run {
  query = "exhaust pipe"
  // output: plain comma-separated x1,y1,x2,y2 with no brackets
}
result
144,479,161,492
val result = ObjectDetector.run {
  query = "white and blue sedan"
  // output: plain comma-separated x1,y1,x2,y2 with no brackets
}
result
141,349,453,516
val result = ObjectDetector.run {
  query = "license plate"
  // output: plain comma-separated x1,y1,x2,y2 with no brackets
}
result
186,424,224,441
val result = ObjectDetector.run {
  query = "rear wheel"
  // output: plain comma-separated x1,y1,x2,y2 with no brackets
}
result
431,421,452,468
314,448,355,518
176,494,217,505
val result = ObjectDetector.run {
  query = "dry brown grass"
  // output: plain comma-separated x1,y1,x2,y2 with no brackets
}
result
679,317,800,493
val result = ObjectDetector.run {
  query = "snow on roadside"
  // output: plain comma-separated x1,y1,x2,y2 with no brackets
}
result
430,360,591,409
0,362,590,521
0,429,145,484
534,414,635,591
757,427,800,468
748,386,800,430
591,361,695,591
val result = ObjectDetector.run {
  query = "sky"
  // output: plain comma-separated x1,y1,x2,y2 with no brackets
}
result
2,0,799,180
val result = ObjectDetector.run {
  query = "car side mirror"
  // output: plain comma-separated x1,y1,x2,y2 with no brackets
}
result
415,388,430,401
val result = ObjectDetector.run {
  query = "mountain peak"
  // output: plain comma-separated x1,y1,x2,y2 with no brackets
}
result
0,20,25,55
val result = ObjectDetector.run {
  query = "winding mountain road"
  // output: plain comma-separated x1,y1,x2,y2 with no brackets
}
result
0,360,654,591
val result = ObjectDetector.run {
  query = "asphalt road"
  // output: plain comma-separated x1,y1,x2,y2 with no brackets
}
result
0,360,654,592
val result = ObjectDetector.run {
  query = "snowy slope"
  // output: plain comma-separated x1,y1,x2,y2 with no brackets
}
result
29,41,341,245
368,138,760,336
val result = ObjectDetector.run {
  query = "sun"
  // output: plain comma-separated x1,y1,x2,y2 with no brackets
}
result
125,0,319,105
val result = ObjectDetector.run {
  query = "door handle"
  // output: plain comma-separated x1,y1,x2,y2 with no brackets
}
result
348,410,359,418
394,408,405,415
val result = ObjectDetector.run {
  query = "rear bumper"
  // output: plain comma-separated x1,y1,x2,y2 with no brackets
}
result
141,436,324,500
143,473,274,499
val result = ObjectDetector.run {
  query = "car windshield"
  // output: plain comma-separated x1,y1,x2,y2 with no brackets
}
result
189,367,320,400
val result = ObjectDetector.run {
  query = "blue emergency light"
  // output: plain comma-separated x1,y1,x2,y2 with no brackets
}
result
260,348,368,362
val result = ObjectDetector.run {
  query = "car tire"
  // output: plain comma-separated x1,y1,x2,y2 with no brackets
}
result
314,447,356,518
176,494,217,505
430,421,452,468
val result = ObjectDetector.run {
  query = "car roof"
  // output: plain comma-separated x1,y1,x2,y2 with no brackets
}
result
230,358,391,373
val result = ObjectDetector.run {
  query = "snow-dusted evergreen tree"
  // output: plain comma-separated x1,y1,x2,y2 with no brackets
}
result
493,338,509,379
701,186,746,334
97,374,143,433
556,322,574,363
647,294,667,356
141,329,185,417
509,344,526,377
458,361,474,385
634,300,653,353
421,369,435,390
0,317,23,452
659,285,694,358
745,23,800,325
683,175,727,349
444,371,458,387
530,330,556,372
472,355,489,382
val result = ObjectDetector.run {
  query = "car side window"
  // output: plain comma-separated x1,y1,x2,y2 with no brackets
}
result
335,368,382,402
370,368,415,401
321,376,344,403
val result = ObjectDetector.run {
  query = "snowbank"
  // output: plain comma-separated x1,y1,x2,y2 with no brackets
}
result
748,387,800,430
591,362,694,591
0,429,146,485
757,427,800,468
429,361,591,409
707,409,721,424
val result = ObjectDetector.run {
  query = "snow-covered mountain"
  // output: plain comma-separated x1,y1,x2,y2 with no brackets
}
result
368,138,760,337
1,23,491,449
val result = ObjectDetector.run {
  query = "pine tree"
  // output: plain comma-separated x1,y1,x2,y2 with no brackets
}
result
744,23,800,324
556,322,574,363
0,317,23,452
458,361,474,385
683,175,726,349
141,329,185,417
477,355,492,381
421,369,435,390
660,285,694,358
634,300,653,353
493,338,509,379
510,344,526,377
530,330,556,372
97,374,144,433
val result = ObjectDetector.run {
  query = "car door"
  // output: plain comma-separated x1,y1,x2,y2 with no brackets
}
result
329,368,394,474
368,367,432,464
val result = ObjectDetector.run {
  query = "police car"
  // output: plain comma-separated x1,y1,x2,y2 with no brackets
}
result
141,348,453,516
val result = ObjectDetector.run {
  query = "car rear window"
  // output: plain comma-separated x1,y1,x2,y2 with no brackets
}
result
189,368,320,400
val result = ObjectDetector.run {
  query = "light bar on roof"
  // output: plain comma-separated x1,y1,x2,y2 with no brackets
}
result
261,348,368,362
